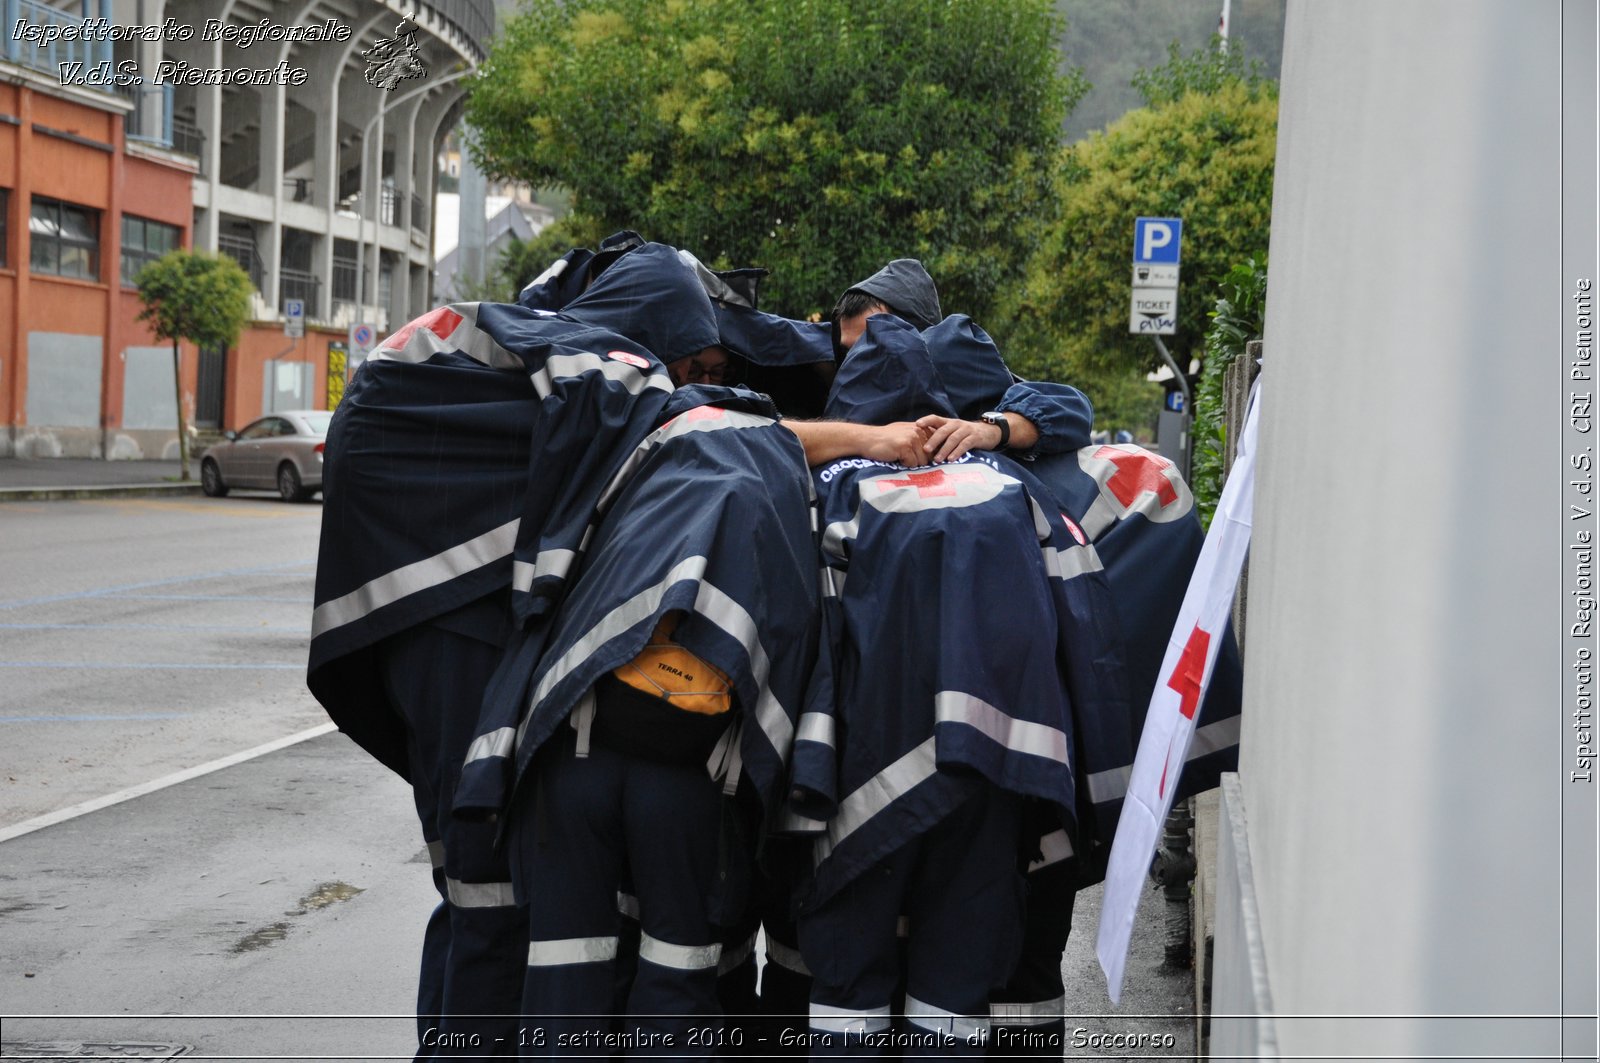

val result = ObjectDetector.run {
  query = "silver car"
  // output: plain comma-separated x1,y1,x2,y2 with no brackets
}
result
200,410,332,502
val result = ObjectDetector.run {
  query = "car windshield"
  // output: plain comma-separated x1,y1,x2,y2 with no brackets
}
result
300,412,334,436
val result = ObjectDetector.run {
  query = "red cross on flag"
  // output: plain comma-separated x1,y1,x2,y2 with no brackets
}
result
1097,381,1263,1003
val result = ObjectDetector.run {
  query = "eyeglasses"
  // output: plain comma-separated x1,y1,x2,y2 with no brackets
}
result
682,359,728,384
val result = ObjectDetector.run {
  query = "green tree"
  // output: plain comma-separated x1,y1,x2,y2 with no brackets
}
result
1131,33,1275,106
466,0,1085,322
999,67,1276,396
1192,255,1267,525
134,250,253,481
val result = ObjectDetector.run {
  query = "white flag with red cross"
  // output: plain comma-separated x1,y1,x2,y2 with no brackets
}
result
1096,381,1262,1003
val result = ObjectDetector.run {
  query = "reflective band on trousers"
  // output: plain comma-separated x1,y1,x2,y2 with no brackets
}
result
991,996,1065,1025
903,995,991,1040
719,932,757,975
446,878,517,909
426,839,445,870
809,1003,891,1035
527,935,619,967
616,891,640,921
638,932,722,971
765,936,810,976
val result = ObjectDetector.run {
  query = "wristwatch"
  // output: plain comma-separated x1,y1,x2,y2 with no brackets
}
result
979,411,1010,450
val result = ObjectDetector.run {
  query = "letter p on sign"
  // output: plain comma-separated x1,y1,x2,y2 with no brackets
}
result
1134,217,1183,265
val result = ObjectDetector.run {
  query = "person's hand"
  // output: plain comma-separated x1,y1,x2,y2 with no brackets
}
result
916,414,1003,463
862,422,932,466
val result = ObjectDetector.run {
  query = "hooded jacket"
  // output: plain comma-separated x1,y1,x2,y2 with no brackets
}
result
849,258,1095,457
787,318,1134,908
515,230,646,312
1020,444,1243,871
452,385,821,832
845,258,944,330
307,243,716,779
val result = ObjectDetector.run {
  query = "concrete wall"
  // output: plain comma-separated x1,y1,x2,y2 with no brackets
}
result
122,345,176,429
1212,1,1579,1057
222,326,343,430
22,331,102,456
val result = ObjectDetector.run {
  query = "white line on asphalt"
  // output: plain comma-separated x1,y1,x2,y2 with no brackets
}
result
0,722,337,844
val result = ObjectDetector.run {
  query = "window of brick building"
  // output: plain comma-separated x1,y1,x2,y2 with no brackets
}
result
122,214,181,286
30,196,100,280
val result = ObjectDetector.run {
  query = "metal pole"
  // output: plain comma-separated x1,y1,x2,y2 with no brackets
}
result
1151,334,1193,480
354,67,470,326
366,106,385,310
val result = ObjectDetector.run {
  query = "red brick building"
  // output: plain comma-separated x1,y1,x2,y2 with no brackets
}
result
1,0,489,459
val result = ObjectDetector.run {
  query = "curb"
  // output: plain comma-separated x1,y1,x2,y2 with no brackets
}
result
0,483,207,503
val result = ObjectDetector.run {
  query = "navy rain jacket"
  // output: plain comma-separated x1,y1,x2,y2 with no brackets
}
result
307,243,717,779
787,315,1134,908
453,386,821,832
1021,443,1244,870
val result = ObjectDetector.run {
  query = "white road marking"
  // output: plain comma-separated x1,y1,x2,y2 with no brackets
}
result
0,722,337,844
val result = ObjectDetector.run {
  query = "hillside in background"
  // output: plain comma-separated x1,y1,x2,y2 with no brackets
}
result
1057,0,1284,141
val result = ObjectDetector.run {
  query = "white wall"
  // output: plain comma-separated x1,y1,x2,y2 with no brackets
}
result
1218,1,1581,1057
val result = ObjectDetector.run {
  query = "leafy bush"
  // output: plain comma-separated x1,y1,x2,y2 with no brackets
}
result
1192,256,1267,526
998,76,1276,389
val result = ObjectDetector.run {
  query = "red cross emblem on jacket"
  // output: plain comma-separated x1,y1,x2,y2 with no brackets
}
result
1076,444,1193,524
384,306,463,352
876,467,986,498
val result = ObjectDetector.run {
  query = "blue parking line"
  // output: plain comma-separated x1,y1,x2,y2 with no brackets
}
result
0,713,193,724
98,594,312,603
0,622,307,633
0,558,316,611
0,661,303,670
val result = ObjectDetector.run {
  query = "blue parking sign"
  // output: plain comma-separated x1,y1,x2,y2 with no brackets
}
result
1134,217,1183,265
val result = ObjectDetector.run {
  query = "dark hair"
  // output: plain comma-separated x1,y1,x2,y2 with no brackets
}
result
830,289,891,323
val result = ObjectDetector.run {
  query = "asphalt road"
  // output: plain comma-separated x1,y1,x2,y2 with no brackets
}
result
0,494,328,828
0,494,1195,1059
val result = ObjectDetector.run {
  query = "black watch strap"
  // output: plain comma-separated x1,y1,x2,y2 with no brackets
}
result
981,411,1010,450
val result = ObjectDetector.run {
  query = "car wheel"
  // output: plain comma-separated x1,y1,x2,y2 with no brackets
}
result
201,458,229,498
277,462,309,503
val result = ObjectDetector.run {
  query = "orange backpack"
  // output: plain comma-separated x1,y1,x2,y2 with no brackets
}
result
610,614,733,716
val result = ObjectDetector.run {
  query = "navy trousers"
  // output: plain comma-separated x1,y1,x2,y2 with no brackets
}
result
516,727,733,1058
988,836,1077,1056
797,786,1025,1058
379,615,527,1059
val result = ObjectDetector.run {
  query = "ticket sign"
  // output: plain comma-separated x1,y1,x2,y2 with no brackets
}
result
1130,217,1182,336
1130,290,1179,335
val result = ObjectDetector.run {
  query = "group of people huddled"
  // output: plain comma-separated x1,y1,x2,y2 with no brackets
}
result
307,233,1241,1060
